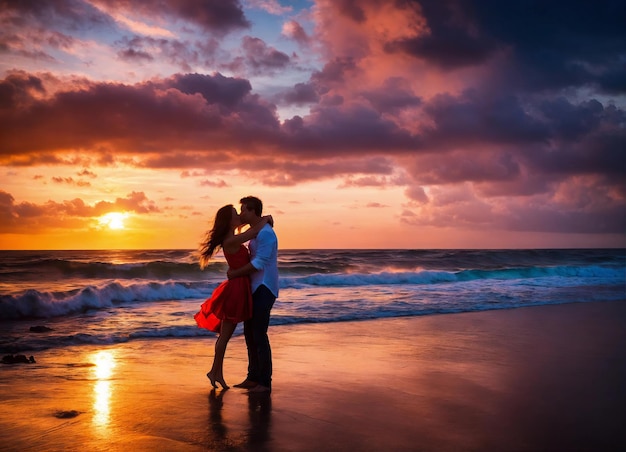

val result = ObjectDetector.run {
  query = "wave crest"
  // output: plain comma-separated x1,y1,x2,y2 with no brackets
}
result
0,281,213,319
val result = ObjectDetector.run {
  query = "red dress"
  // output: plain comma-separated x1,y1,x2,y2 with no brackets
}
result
194,244,253,333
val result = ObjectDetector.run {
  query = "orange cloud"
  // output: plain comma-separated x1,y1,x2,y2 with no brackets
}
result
0,190,160,233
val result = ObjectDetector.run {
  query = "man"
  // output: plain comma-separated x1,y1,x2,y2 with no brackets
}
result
227,196,279,393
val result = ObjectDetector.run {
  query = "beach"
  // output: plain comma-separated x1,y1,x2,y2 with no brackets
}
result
1,300,625,452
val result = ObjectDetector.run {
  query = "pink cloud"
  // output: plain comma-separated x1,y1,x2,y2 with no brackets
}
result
282,20,310,46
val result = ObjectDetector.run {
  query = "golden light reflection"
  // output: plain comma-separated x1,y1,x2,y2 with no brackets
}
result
91,350,116,428
93,380,111,426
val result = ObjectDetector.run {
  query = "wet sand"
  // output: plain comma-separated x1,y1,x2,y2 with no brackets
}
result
1,301,625,451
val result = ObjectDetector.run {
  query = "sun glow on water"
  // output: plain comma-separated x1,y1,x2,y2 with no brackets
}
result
91,350,116,428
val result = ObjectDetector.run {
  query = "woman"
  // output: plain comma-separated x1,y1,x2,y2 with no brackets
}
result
194,204,272,389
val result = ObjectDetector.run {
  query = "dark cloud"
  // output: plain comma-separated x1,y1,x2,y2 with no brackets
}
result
539,98,619,142
311,57,359,88
409,151,521,186
360,78,422,114
280,104,417,155
0,0,249,72
114,36,221,72
384,0,497,69
389,0,626,94
276,82,319,106
8,0,252,34
149,0,249,33
0,70,46,109
219,34,296,78
472,0,626,92
335,0,366,23
524,101,626,186
239,36,291,74
167,72,252,108
0,0,114,30
0,71,280,157
117,48,154,63
422,89,549,146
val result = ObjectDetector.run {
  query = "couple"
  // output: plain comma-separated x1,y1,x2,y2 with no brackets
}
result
194,196,278,394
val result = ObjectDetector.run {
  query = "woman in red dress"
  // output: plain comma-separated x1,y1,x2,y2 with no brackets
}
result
194,204,272,389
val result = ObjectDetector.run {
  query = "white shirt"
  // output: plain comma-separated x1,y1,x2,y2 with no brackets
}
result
249,223,279,297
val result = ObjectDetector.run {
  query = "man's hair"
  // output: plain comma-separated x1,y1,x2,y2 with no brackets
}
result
240,196,263,216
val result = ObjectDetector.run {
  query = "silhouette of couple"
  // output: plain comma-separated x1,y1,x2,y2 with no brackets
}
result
194,196,278,394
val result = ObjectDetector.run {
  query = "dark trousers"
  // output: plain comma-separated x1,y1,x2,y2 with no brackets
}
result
244,284,276,388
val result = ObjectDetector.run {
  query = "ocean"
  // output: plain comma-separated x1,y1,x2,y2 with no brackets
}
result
1,249,624,355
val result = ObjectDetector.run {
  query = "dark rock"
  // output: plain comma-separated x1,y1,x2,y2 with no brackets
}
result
30,325,53,333
54,410,81,419
1,354,36,364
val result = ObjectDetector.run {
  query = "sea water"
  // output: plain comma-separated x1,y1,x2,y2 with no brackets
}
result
1,249,624,354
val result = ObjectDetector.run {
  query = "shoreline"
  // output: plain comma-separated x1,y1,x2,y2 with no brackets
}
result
1,300,625,451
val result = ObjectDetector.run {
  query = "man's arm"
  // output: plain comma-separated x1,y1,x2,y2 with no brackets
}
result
227,227,274,279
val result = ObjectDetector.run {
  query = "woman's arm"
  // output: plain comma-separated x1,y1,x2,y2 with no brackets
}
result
223,215,273,249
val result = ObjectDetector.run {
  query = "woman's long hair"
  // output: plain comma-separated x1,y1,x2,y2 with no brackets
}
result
199,204,233,269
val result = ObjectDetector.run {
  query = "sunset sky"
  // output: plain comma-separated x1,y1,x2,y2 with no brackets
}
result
1,0,624,250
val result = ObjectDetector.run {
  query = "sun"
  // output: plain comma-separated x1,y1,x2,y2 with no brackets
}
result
99,212,127,230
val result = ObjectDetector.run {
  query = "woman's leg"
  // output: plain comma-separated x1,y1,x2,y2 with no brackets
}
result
207,320,236,389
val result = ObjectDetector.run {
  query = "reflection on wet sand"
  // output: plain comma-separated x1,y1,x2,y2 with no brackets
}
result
207,389,272,450
247,393,272,449
91,350,116,430
207,389,228,444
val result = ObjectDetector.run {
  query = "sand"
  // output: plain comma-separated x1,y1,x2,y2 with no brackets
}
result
1,301,625,452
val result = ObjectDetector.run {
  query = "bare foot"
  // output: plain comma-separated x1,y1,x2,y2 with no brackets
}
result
233,379,258,389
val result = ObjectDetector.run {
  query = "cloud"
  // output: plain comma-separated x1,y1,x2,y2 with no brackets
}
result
384,1,497,69
0,0,114,33
51,176,91,187
276,82,319,106
89,2,176,38
199,179,229,188
0,0,624,240
279,103,418,155
117,47,154,64
114,35,221,71
90,0,250,34
1,67,624,191
360,77,422,114
421,89,549,146
224,36,292,76
0,190,160,233
77,169,97,178
380,0,626,95
0,71,280,159
247,0,293,15
282,20,310,46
